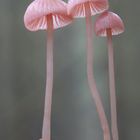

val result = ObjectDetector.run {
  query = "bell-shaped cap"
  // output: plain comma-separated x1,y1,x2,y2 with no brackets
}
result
94,11,124,36
24,0,73,31
68,0,109,17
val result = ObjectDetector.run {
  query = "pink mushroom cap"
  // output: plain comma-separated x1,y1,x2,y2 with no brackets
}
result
68,0,109,17
94,11,124,36
24,0,73,31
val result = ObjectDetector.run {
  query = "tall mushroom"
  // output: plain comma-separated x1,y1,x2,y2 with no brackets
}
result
24,0,72,140
94,11,124,140
67,1,111,140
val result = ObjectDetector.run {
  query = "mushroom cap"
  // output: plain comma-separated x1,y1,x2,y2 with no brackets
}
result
24,0,73,31
68,0,109,18
94,11,124,36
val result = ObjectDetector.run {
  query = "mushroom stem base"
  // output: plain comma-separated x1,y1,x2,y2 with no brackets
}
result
41,14,54,140
85,3,111,140
107,28,119,140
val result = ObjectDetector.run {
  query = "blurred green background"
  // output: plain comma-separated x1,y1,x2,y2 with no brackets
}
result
0,0,139,140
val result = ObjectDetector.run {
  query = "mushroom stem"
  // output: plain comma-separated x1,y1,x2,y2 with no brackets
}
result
42,14,53,140
85,3,111,140
107,28,119,140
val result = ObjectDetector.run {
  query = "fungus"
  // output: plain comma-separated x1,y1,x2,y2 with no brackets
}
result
24,0,72,140
68,1,111,140
94,11,124,140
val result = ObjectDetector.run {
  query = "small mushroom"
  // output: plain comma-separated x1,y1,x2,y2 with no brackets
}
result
24,0,73,140
68,1,111,140
94,11,124,140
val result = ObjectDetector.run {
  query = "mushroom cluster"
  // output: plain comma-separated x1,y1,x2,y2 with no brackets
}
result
24,0,124,140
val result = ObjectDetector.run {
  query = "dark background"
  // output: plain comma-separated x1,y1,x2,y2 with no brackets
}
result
0,0,139,140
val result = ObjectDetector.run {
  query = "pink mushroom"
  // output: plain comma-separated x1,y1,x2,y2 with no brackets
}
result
24,0,72,140
94,11,124,140
68,1,111,140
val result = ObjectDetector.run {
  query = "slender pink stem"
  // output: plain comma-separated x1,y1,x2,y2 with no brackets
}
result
85,3,111,140
41,15,53,140
107,29,119,140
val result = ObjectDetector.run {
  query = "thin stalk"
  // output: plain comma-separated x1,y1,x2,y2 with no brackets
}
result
107,28,119,140
41,14,53,140
85,3,111,140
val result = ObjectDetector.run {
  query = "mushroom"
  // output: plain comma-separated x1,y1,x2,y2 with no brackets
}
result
24,0,73,140
67,1,111,140
94,11,124,140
